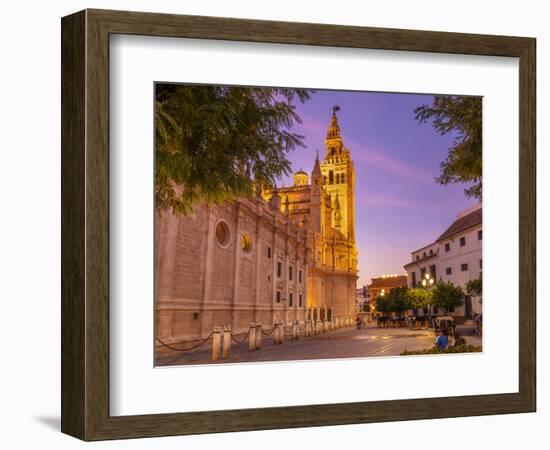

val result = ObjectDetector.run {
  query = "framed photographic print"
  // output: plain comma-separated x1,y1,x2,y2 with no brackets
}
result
61,9,536,441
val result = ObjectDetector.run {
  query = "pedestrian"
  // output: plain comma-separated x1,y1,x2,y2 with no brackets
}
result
435,329,448,350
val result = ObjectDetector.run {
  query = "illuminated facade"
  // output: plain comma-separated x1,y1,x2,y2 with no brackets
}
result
262,109,358,318
156,110,358,346
368,275,408,306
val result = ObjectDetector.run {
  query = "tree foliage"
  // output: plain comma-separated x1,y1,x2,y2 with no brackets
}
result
376,287,409,315
375,294,393,315
155,84,313,214
431,281,464,314
414,96,482,199
466,274,483,302
387,287,410,315
405,288,432,311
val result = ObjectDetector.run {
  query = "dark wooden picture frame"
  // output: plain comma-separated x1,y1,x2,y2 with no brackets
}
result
61,9,536,441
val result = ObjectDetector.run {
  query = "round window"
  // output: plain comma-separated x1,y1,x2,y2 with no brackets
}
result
215,221,230,247
241,233,252,254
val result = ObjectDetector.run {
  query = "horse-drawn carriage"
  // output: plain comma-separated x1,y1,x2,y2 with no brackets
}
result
376,315,407,328
434,315,456,337
406,314,432,329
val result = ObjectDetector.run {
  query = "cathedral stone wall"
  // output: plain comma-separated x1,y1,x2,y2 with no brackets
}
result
156,110,359,350
155,197,309,346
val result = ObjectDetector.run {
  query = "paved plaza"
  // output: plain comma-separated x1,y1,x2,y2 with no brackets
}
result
156,321,482,366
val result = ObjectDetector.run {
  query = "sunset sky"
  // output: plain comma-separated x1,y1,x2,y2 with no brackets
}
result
276,89,479,287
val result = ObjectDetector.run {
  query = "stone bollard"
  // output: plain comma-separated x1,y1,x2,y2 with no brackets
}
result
278,321,285,344
273,321,280,345
255,323,262,349
248,322,257,351
222,325,232,359
212,326,222,361
272,322,279,345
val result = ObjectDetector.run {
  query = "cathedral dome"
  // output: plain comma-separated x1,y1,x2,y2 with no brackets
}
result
293,170,309,186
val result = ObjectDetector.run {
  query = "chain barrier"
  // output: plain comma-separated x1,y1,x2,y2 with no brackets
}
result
158,317,347,354
261,326,275,336
230,333,249,344
156,333,213,352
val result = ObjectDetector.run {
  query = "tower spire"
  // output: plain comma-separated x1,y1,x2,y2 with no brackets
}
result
313,150,321,175
326,106,341,140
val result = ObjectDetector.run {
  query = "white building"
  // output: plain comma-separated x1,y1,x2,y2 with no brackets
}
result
355,286,367,312
404,204,482,319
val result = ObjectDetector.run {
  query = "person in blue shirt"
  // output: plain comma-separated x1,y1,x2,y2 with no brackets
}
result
435,330,449,350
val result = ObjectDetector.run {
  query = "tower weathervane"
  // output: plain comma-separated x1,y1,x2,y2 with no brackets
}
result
332,105,341,114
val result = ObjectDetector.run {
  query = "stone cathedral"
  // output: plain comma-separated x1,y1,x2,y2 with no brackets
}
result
156,109,358,346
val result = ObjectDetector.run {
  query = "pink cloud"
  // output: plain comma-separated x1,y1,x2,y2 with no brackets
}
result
357,193,415,209
298,113,434,184
350,141,434,184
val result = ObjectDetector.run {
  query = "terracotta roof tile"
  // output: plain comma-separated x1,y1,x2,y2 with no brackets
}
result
436,207,482,242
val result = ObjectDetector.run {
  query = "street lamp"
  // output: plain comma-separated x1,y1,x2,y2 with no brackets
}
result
421,272,434,288
421,272,435,320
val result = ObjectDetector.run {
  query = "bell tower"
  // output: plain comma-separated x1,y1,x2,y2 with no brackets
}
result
320,107,356,242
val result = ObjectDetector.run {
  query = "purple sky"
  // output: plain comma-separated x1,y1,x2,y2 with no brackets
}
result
276,89,478,287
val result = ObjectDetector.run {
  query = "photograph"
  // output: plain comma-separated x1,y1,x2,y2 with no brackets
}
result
154,83,483,366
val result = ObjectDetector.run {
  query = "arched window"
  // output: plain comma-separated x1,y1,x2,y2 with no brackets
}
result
341,173,345,184
329,171,334,184
336,174,340,184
